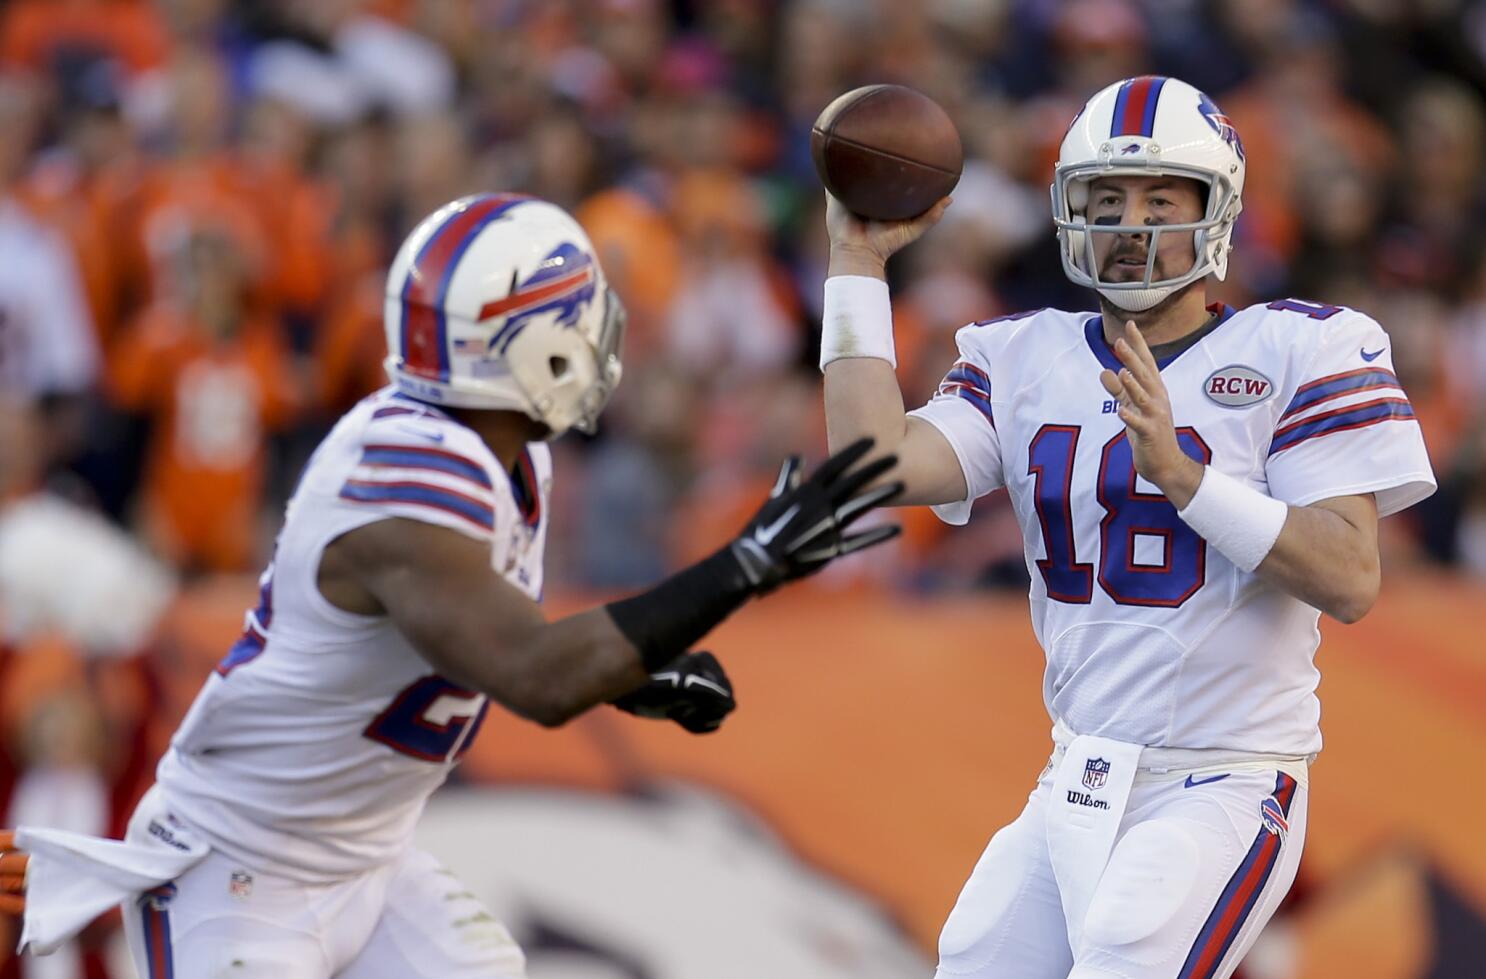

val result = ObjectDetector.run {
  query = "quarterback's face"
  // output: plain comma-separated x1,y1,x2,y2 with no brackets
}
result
1086,176,1205,283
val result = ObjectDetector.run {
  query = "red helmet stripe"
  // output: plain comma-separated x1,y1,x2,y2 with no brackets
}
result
478,266,594,322
1118,76,1154,136
1112,75,1166,137
400,194,528,379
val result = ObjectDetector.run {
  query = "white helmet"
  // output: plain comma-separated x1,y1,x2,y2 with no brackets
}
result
1051,76,1246,312
383,193,625,437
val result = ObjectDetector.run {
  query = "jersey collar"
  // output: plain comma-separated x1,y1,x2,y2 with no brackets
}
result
1084,303,1237,372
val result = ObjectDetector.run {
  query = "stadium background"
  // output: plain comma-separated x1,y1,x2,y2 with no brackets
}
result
0,0,1483,976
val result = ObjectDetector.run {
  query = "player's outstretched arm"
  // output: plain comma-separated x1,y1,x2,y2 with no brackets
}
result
322,519,643,727
321,439,902,727
821,194,968,507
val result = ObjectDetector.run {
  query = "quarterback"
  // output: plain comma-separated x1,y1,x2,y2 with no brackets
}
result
820,76,1435,978
0,194,901,977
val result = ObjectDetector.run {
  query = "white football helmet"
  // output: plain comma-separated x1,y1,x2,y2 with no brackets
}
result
1051,76,1246,311
383,193,624,437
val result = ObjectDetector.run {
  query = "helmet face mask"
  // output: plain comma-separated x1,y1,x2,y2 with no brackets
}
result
582,287,627,432
506,285,626,437
1051,77,1246,312
383,194,624,438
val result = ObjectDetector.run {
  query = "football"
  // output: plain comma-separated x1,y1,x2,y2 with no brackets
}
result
811,84,963,221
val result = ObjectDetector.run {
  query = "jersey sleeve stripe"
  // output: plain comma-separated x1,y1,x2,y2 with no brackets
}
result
360,445,493,488
939,386,994,425
1273,394,1413,440
936,360,995,423
943,361,992,395
1279,367,1399,421
1278,377,1401,422
339,480,496,531
1268,398,1416,456
347,466,498,507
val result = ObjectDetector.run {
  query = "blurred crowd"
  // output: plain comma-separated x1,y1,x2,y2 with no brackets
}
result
1,0,1484,593
0,0,1482,973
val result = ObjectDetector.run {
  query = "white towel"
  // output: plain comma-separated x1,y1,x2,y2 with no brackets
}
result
1045,735,1142,952
8,765,111,976
15,787,208,956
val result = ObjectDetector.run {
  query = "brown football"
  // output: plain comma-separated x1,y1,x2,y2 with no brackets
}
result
811,84,963,221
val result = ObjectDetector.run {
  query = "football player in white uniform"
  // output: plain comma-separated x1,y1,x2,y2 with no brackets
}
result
0,194,902,978
819,76,1436,978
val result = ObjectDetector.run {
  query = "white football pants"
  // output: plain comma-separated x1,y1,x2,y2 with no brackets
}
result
935,756,1307,979
121,844,526,978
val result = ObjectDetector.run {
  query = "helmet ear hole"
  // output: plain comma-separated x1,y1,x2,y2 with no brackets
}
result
549,355,569,378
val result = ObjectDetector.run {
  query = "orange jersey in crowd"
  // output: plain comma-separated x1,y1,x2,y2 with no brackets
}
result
133,155,334,314
109,306,298,572
21,158,146,349
0,0,170,76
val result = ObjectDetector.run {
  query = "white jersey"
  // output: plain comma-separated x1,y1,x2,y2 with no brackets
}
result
156,387,551,881
909,300,1435,755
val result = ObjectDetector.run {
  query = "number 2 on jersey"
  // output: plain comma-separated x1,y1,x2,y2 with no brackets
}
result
363,676,489,763
1029,425,1211,607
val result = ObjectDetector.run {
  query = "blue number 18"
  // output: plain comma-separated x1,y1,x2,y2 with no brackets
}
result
1027,424,1211,607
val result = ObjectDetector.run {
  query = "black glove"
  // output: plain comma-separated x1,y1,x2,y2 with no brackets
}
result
727,437,903,593
612,651,736,734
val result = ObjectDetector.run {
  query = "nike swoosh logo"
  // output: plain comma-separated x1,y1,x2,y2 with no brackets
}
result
1184,773,1231,788
683,675,730,697
1360,347,1385,362
397,425,446,443
753,504,800,546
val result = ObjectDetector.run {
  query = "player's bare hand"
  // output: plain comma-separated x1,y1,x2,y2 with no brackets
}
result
826,194,951,277
1099,320,1203,508
0,830,27,915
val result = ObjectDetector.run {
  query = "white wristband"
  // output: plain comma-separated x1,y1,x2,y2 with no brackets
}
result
1176,466,1288,573
820,275,896,369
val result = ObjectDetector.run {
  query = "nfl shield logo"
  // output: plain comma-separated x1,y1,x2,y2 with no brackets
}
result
1083,757,1111,790
229,870,254,899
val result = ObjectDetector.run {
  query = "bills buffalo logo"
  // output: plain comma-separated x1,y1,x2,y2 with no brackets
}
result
1197,91,1244,161
1083,757,1110,790
1261,796,1289,842
1204,365,1273,407
484,242,597,355
1120,143,1142,155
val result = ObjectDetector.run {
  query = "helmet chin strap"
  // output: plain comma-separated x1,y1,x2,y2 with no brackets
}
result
1098,283,1176,312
